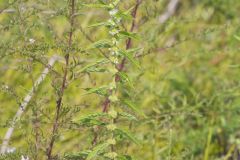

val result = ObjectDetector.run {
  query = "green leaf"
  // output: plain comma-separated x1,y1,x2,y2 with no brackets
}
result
117,155,134,160
85,68,106,73
82,3,110,9
97,0,106,4
83,86,109,96
119,50,141,69
122,99,146,118
77,59,108,73
119,31,140,40
123,6,135,15
88,22,109,28
234,35,240,41
127,47,142,54
115,128,141,145
119,112,138,121
74,113,108,127
64,150,91,159
88,39,112,49
114,6,135,21
77,113,108,122
117,72,134,88
86,143,110,160
112,0,121,6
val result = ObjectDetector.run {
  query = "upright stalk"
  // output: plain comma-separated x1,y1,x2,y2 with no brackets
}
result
92,0,142,146
46,0,75,159
103,0,142,112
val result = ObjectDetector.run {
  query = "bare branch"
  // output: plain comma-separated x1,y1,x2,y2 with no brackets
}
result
159,0,180,24
0,55,62,154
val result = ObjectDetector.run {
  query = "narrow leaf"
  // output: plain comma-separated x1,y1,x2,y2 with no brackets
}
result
119,50,141,69
115,128,141,145
77,59,108,73
77,113,108,122
86,143,110,160
82,3,110,9
88,22,109,28
119,31,140,40
234,35,240,41
117,72,134,88
88,39,112,49
123,99,146,118
64,150,91,159
119,112,138,121
83,85,109,96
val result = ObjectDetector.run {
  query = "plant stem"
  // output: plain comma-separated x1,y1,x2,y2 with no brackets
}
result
107,0,142,112
116,0,142,80
92,0,142,146
0,56,59,154
46,0,75,159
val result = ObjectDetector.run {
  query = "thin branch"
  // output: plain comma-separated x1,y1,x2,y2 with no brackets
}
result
117,0,142,73
159,0,180,24
0,55,61,154
0,0,17,14
46,0,75,159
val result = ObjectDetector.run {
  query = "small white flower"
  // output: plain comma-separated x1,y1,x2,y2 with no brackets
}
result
113,58,119,64
108,19,116,26
109,29,119,36
29,38,35,44
112,38,118,45
110,57,119,64
113,17,121,23
109,9,118,16
21,155,29,160
6,147,15,153
4,85,9,89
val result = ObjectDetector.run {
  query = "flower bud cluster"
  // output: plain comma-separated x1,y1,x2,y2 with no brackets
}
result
105,1,123,159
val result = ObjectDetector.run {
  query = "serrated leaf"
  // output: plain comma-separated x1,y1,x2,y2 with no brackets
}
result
85,67,106,73
123,6,135,15
74,113,108,127
77,113,108,122
83,86,109,96
82,3,110,9
77,59,108,73
86,143,110,160
119,31,140,40
115,10,133,20
117,72,134,88
127,47,142,54
115,128,141,145
64,150,91,160
88,22,109,28
119,112,138,121
119,50,141,69
123,99,146,118
88,39,112,49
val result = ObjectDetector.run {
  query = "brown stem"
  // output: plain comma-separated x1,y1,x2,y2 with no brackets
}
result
33,108,40,160
115,0,142,81
46,0,75,159
92,0,142,146
79,25,109,60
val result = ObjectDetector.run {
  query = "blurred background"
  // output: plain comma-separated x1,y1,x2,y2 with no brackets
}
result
1,0,240,159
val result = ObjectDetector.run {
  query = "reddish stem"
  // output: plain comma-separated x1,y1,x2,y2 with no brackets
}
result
46,0,75,159
92,0,142,146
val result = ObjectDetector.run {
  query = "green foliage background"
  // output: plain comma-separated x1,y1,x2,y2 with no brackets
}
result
1,0,240,159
